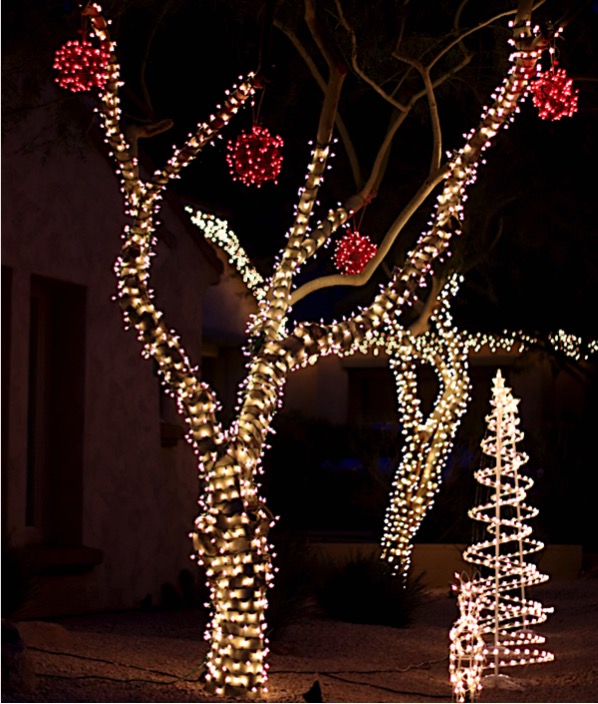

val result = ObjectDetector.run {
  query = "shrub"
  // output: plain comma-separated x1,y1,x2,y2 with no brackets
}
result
316,552,425,627
266,534,321,641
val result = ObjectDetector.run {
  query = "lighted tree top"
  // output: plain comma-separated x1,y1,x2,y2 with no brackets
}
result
52,0,576,697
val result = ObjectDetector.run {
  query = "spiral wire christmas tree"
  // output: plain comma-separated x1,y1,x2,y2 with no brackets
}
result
463,370,553,683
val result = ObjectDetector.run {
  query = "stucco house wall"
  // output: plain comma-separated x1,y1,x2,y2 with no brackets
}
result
2,86,224,616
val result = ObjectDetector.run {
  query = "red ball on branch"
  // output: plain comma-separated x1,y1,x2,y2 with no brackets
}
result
226,125,284,187
530,65,579,121
333,230,377,275
53,38,110,93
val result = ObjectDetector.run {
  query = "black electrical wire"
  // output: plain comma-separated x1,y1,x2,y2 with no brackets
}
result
29,645,206,684
32,645,451,699
322,671,450,700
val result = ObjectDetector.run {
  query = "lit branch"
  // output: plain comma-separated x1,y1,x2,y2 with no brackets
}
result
89,3,241,462
84,3,139,199
255,0,348,341
186,208,267,300
147,76,258,196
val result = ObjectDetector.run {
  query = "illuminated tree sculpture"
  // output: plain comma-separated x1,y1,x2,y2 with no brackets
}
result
463,370,553,688
58,0,559,697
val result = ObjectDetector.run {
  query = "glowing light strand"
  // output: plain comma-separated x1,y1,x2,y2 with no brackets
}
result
186,208,267,300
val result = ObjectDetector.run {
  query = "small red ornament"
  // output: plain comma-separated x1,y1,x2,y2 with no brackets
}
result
53,38,110,93
530,64,579,121
226,125,284,187
333,230,377,275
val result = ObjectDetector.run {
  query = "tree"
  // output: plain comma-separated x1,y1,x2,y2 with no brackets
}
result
53,0,563,696
379,275,471,580
462,369,553,689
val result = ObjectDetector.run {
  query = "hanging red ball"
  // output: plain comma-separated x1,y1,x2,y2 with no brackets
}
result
530,65,579,121
333,230,377,275
226,125,284,187
53,39,111,93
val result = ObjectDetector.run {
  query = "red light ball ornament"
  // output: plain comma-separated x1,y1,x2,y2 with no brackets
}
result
333,230,377,275
53,39,110,93
226,125,284,187
530,65,579,121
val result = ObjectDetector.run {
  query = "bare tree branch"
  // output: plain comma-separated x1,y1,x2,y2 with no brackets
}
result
334,0,408,112
274,19,362,188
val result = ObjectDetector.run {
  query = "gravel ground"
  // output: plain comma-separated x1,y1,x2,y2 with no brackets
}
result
4,577,597,703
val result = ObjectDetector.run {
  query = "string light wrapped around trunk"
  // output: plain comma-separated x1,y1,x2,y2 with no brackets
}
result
226,125,284,187
530,64,579,120
53,38,110,93
333,229,377,275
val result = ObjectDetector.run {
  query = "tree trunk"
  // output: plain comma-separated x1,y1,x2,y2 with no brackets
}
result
192,445,274,696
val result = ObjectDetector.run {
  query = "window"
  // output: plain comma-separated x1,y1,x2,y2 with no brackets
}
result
26,276,86,545
2,266,13,536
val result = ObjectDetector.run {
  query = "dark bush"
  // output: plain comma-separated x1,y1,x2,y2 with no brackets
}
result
266,534,321,641
316,553,425,627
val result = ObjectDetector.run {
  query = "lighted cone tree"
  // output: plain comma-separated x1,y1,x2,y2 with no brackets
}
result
462,370,553,689
61,1,558,697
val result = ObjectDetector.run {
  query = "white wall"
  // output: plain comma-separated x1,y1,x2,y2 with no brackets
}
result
2,85,218,613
